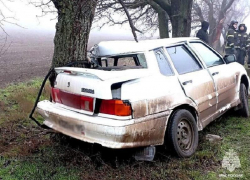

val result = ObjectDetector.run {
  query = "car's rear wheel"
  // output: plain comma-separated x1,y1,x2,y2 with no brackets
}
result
167,109,198,158
238,83,249,117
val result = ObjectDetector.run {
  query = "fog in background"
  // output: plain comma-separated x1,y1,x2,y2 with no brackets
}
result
1,0,138,50
2,0,250,50
0,1,142,85
1,0,250,85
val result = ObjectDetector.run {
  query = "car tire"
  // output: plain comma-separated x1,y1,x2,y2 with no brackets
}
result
238,83,249,117
167,109,198,158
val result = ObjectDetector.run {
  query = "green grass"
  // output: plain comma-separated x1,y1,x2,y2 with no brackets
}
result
0,79,250,179
0,157,80,180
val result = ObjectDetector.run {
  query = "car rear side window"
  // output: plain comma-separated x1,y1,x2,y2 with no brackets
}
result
98,53,147,71
117,57,136,66
166,45,202,75
154,49,174,76
189,42,224,67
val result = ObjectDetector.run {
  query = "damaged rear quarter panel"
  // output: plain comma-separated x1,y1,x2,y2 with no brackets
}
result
121,75,197,118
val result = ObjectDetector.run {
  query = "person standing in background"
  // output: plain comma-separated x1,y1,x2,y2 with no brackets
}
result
225,21,238,56
236,24,248,66
196,21,209,44
246,33,250,68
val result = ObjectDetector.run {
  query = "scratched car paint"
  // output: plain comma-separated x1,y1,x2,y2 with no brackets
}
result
36,38,250,158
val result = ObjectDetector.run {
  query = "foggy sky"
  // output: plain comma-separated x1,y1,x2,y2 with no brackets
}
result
2,0,135,41
2,0,250,40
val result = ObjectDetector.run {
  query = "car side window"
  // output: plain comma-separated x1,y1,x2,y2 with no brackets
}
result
154,49,174,76
166,45,202,75
189,42,224,67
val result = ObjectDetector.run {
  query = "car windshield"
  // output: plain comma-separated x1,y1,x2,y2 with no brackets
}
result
94,53,147,71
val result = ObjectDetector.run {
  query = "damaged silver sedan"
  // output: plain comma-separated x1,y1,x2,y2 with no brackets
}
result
36,38,250,158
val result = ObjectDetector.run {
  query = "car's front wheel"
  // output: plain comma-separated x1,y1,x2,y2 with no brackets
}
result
238,83,249,117
167,109,198,158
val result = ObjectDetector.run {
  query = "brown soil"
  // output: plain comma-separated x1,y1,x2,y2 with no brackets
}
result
0,39,53,88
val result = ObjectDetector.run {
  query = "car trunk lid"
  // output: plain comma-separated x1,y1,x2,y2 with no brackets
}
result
54,67,150,98
52,67,150,115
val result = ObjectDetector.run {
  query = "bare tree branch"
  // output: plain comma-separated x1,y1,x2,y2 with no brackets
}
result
0,0,16,57
117,0,142,42
94,0,159,38
27,0,57,19
152,0,171,16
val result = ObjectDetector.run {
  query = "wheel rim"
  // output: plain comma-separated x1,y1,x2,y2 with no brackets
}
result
177,119,193,151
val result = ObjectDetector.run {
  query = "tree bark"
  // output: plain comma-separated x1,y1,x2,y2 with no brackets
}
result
153,0,193,37
51,0,97,68
170,0,193,37
208,4,216,45
158,11,169,38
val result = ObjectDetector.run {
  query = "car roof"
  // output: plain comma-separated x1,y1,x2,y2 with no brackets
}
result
95,37,200,57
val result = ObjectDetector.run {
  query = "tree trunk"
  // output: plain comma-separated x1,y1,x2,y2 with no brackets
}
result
208,18,217,45
153,0,193,37
207,3,216,45
51,0,97,68
207,0,235,49
212,18,225,50
170,0,193,37
158,11,169,38
148,0,169,38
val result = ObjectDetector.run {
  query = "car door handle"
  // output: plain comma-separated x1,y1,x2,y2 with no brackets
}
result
212,72,219,76
182,80,193,85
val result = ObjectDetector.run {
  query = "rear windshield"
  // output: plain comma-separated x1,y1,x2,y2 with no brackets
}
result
95,54,147,71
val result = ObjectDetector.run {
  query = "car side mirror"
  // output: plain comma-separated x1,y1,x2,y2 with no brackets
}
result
224,54,236,64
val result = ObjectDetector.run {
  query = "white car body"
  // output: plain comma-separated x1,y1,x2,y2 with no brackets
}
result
36,38,249,150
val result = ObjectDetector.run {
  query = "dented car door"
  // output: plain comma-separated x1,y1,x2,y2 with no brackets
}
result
165,45,217,123
189,42,237,115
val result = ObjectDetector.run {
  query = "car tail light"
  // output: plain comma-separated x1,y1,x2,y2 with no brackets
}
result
99,100,132,116
51,88,93,112
51,88,62,103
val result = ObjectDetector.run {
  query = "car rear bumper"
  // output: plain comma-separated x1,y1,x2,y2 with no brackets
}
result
36,100,170,149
